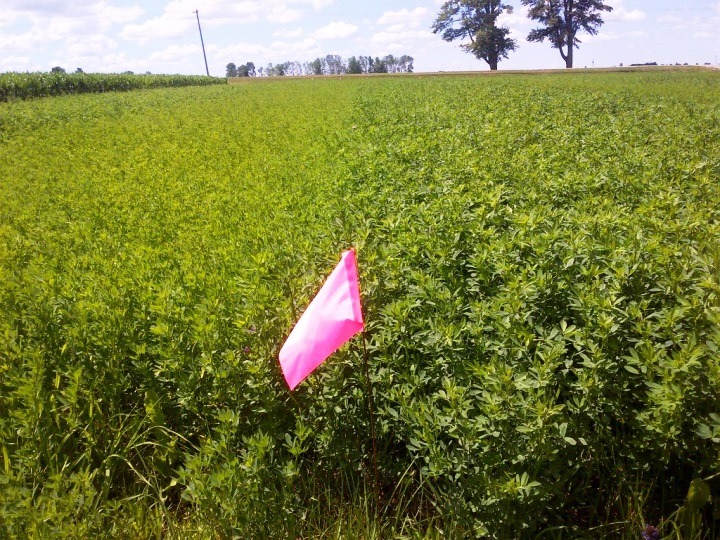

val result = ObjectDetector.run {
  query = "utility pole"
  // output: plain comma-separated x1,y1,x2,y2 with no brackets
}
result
194,10,210,76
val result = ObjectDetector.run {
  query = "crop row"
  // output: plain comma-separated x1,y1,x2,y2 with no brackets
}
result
0,72,226,101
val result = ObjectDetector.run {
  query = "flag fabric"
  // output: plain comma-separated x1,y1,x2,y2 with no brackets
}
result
279,249,364,390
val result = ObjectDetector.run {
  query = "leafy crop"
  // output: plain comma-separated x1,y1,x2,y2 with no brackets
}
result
0,72,225,102
0,71,718,538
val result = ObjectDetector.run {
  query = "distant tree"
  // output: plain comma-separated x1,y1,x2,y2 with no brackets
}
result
371,57,387,73
226,62,238,77
383,54,398,73
311,58,323,75
257,54,415,76
358,56,371,73
347,56,362,74
399,55,415,73
267,62,291,76
292,61,305,76
521,0,613,69
325,54,346,75
75,67,83,73
245,61,256,77
381,54,415,74
51,66,66,73
237,63,249,77
432,1,517,71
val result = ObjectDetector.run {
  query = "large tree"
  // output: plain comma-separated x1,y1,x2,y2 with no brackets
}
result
432,0,517,71
521,0,613,68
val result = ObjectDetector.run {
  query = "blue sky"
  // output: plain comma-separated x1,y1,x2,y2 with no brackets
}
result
1,1,718,75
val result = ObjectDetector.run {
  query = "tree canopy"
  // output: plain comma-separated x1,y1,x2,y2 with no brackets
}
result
521,0,613,68
226,62,257,78
432,0,517,70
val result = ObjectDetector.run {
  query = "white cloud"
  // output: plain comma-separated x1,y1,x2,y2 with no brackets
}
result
606,8,647,22
498,6,531,28
0,2,144,59
580,31,620,43
148,44,201,64
692,32,714,39
0,32,41,52
377,8,429,27
384,23,405,34
216,42,275,61
667,13,720,33
583,29,646,44
214,36,322,67
371,29,433,45
267,5,303,24
65,35,118,55
0,11,19,28
269,37,320,56
96,4,145,26
119,0,337,43
314,21,357,40
275,27,304,38
121,16,192,43
5,0,99,16
0,55,31,71
289,0,334,8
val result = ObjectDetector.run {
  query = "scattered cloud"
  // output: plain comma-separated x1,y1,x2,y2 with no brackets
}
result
373,6,433,53
267,6,303,24
377,8,429,27
371,29,433,45
96,4,145,26
121,16,191,43
498,5,532,28
582,29,646,44
606,8,646,22
275,27,304,38
148,44,201,64
65,35,118,55
582,31,621,43
0,55,32,71
313,21,357,40
0,32,43,53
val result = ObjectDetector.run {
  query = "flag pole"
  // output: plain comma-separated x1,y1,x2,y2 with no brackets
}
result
361,330,380,510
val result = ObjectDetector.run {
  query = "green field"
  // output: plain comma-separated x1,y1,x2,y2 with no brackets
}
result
1,70,719,538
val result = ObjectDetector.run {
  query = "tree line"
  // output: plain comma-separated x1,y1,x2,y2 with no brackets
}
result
226,54,414,78
433,0,613,70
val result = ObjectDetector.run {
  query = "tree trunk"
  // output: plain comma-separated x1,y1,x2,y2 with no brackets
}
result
565,0,574,68
488,53,499,71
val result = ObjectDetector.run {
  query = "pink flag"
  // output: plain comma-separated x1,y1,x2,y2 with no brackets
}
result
279,249,364,390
